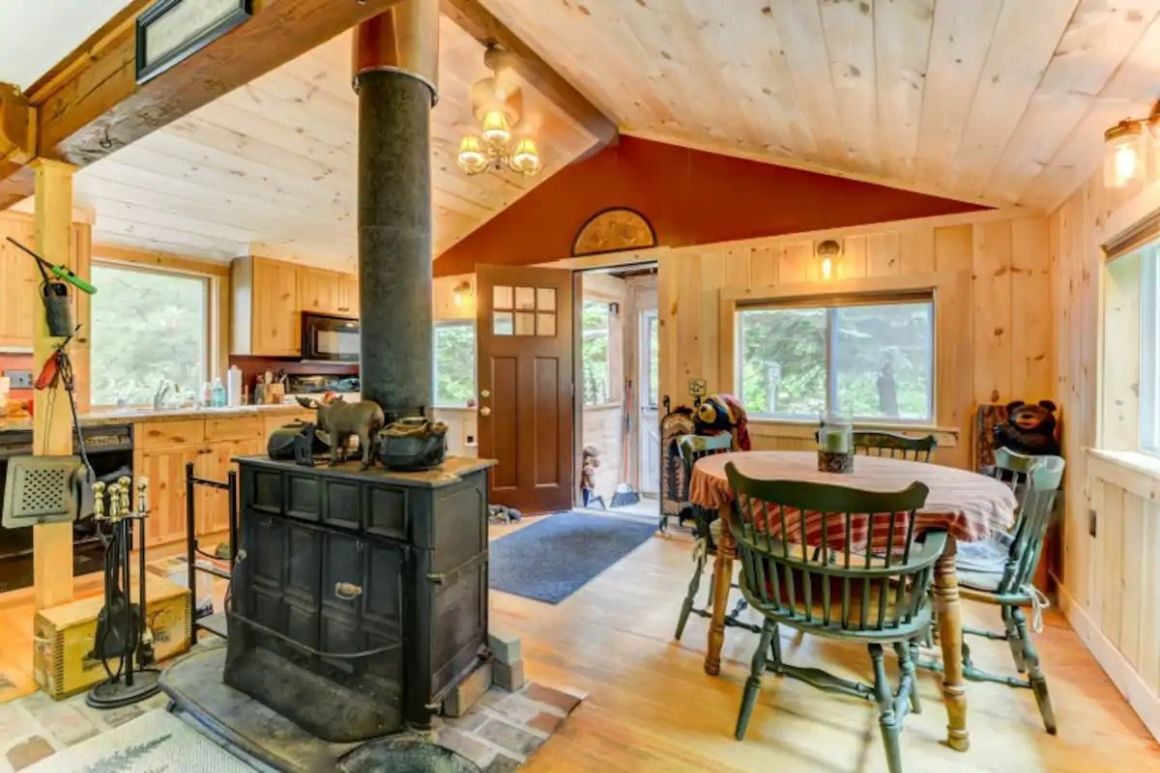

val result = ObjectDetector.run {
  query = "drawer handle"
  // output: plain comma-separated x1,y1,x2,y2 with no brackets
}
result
334,582,363,600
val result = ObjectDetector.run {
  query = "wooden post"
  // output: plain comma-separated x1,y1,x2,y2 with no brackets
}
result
31,158,76,610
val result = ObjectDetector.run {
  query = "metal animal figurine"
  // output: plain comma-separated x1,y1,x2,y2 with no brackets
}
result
295,396,386,470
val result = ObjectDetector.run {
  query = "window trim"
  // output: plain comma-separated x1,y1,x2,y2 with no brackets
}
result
88,259,214,408
581,299,616,408
432,319,477,409
1138,245,1160,455
718,274,952,432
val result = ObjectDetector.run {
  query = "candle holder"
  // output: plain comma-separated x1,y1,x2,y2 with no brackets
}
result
817,419,854,474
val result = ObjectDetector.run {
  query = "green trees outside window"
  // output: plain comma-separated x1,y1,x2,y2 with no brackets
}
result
737,299,933,422
433,321,476,406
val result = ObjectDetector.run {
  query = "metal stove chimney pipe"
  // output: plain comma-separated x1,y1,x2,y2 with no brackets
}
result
352,0,439,419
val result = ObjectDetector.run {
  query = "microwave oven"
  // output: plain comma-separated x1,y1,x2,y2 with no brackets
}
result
301,312,359,362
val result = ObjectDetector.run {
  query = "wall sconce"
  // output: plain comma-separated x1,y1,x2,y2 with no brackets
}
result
452,280,474,309
1104,101,1159,189
816,239,842,281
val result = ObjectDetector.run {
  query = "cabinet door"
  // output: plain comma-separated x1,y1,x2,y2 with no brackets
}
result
336,274,358,317
141,445,204,547
298,268,339,315
0,221,38,347
253,259,300,355
199,437,264,536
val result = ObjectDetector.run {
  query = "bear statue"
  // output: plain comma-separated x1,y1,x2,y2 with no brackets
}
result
993,399,1061,457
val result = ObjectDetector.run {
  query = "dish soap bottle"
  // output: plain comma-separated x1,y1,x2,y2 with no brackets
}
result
211,378,226,408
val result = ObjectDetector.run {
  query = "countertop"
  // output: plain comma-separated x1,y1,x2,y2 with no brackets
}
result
0,403,311,432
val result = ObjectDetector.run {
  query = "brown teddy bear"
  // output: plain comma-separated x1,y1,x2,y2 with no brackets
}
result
993,400,1061,456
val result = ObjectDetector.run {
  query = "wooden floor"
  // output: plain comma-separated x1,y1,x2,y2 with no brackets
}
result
1,519,1157,771
491,514,1160,772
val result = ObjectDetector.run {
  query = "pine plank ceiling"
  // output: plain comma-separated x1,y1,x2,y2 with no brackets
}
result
64,17,598,268
31,0,1160,267
481,0,1160,212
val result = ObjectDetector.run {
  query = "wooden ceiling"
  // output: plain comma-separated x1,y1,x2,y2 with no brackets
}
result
479,0,1160,212
65,16,598,267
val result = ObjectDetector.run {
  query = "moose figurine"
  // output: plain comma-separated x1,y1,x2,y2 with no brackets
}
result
295,395,386,470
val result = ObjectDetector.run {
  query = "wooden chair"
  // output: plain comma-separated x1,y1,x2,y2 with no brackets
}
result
673,434,758,640
725,464,942,773
852,431,937,462
952,450,1065,734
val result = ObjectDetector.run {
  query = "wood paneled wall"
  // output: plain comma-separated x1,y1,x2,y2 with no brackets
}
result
1050,152,1160,740
655,210,1053,471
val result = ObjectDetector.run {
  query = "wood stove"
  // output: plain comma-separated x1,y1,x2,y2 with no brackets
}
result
224,455,492,741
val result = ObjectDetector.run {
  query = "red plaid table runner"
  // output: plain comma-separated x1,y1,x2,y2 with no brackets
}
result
690,451,1017,550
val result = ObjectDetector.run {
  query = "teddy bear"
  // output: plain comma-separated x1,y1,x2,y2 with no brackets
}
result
992,399,1061,457
693,393,751,451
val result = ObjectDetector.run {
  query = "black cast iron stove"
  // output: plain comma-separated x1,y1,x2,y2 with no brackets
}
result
224,456,492,741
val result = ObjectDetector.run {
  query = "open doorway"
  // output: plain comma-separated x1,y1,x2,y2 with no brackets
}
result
576,263,659,518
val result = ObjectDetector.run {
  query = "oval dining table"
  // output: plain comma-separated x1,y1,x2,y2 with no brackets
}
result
688,450,1019,754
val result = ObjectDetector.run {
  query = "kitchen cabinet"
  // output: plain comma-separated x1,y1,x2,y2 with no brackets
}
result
0,219,38,348
232,256,357,355
135,414,301,547
231,256,300,356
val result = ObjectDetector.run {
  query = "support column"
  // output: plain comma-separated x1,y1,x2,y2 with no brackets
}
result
353,0,439,419
31,158,76,610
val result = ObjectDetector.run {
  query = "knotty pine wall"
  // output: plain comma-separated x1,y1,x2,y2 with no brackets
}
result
654,210,1054,472
1050,161,1160,740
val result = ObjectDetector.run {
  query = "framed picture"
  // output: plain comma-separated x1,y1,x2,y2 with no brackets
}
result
136,0,253,85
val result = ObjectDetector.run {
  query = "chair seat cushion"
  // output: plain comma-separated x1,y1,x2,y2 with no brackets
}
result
957,568,1003,592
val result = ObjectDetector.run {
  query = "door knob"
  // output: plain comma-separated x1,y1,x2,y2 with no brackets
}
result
479,406,491,416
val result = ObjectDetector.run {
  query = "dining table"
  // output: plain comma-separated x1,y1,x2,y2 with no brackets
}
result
688,449,1019,754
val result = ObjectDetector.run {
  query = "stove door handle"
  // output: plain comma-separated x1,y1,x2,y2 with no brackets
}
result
334,582,363,600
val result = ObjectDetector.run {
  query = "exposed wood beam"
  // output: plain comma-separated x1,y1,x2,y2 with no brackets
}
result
439,0,617,149
0,0,407,211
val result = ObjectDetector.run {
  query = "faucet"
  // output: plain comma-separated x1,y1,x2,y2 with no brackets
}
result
153,380,172,410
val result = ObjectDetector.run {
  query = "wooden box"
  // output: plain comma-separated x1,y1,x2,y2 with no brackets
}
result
33,573,192,699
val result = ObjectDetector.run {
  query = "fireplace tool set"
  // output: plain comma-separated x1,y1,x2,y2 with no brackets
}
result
86,476,161,708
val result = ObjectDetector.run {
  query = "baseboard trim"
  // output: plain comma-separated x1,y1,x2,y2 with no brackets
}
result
1058,583,1160,741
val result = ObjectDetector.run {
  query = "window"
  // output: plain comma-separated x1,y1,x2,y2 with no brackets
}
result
433,321,476,406
736,297,934,423
582,301,611,406
1140,245,1160,453
643,310,659,409
90,264,208,407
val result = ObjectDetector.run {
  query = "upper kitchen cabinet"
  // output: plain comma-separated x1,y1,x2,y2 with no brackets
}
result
231,256,359,355
232,256,300,356
0,218,38,348
299,267,357,318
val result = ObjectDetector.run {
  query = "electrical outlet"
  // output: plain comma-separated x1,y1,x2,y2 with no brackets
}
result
1088,508,1098,538
3,369,32,388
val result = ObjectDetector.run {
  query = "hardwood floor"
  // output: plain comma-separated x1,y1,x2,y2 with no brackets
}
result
0,518,1156,771
491,516,1160,772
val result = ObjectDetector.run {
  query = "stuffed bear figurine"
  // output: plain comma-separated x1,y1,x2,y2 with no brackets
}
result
694,393,751,451
993,399,1061,456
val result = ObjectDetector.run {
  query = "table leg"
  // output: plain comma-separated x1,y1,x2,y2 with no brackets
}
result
704,505,734,676
934,535,969,752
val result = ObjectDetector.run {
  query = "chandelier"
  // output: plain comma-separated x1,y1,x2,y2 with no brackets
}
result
457,48,543,177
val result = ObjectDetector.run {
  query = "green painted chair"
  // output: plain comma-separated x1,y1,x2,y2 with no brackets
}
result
673,433,758,640
724,463,942,773
949,449,1066,734
853,431,937,462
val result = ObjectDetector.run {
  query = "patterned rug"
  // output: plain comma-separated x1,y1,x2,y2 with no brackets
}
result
24,708,248,772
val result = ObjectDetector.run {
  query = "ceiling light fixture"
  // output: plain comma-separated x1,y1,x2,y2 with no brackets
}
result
457,47,543,178
1104,102,1159,189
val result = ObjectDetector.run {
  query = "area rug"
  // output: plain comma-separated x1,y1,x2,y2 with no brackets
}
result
25,708,248,772
489,512,656,604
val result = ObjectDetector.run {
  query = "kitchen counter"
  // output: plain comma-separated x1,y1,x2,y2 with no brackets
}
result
0,403,312,432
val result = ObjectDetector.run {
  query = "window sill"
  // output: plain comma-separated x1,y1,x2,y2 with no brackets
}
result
1086,448,1160,503
432,405,477,412
583,402,623,411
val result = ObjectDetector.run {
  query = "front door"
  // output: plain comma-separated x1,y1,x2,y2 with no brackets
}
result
476,265,574,514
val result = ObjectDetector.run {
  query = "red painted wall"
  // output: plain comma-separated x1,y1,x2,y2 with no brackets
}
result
434,136,984,277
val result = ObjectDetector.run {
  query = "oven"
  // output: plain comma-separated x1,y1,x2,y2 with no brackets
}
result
301,312,360,363
0,425,134,594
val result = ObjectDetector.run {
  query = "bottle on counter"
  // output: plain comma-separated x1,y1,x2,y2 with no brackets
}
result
211,378,226,408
